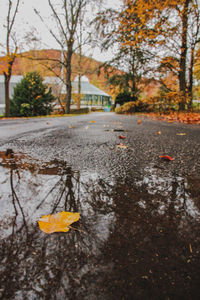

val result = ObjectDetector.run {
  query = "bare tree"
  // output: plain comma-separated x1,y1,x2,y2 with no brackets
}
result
1,0,21,117
35,0,94,113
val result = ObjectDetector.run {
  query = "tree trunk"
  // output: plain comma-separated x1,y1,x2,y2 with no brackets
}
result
131,55,137,99
77,74,81,109
4,57,16,117
65,44,73,114
178,0,190,110
188,46,194,109
131,74,137,98
4,74,11,117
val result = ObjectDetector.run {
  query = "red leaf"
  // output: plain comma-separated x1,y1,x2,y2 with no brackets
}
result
119,135,126,139
159,155,174,161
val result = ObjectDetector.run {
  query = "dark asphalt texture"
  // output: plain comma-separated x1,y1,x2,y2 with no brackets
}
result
0,112,200,300
1,112,200,175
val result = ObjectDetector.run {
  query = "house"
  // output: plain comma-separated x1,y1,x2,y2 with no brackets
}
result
44,75,112,109
71,76,112,108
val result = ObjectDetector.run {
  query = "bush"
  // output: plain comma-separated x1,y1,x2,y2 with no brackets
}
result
10,71,54,117
115,101,149,114
115,91,137,106
115,101,136,114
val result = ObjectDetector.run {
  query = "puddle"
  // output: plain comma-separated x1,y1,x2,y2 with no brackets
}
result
0,150,200,299
136,165,200,220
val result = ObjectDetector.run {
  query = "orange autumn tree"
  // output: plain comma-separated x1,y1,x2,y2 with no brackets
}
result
121,0,200,110
92,3,154,102
1,0,21,117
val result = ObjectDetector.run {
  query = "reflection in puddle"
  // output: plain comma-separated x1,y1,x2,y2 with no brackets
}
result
0,151,200,299
0,150,115,240
136,164,200,220
0,150,116,299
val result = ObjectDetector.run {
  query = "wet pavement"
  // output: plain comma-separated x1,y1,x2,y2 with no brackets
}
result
0,112,200,299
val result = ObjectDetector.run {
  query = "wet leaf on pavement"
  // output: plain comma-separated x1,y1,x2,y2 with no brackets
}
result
117,143,128,149
38,211,80,234
159,155,174,161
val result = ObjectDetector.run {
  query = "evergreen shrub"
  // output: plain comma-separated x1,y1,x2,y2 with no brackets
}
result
10,71,54,117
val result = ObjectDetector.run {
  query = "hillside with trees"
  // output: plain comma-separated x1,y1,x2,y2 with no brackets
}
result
0,49,120,100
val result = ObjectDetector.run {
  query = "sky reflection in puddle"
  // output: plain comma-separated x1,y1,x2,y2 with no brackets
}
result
136,164,200,220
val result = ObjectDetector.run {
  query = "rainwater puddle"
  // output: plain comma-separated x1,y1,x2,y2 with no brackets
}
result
136,164,200,220
0,150,200,299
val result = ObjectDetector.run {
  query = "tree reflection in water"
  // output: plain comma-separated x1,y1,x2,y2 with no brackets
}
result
0,152,200,299
0,150,114,299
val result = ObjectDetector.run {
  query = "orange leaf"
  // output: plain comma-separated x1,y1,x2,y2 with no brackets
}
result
119,135,126,139
137,119,141,124
89,120,96,123
159,155,174,161
38,211,80,234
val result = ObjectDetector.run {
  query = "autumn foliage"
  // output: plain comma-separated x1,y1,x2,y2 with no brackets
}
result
147,112,200,125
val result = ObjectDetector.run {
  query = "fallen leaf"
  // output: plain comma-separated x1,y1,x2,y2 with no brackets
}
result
146,112,200,124
69,125,74,129
89,120,96,123
176,133,186,136
137,119,141,124
117,143,128,149
159,155,174,161
189,244,193,253
119,135,126,139
38,211,80,234
157,131,161,135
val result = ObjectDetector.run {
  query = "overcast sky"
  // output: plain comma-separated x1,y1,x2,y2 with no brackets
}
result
0,0,122,62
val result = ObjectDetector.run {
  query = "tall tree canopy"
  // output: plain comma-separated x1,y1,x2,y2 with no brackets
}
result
93,3,153,100
120,0,200,108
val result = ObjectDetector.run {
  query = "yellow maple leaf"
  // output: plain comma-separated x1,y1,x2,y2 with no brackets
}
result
38,211,80,234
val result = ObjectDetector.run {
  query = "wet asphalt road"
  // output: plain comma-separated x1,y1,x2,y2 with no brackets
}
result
0,112,200,300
